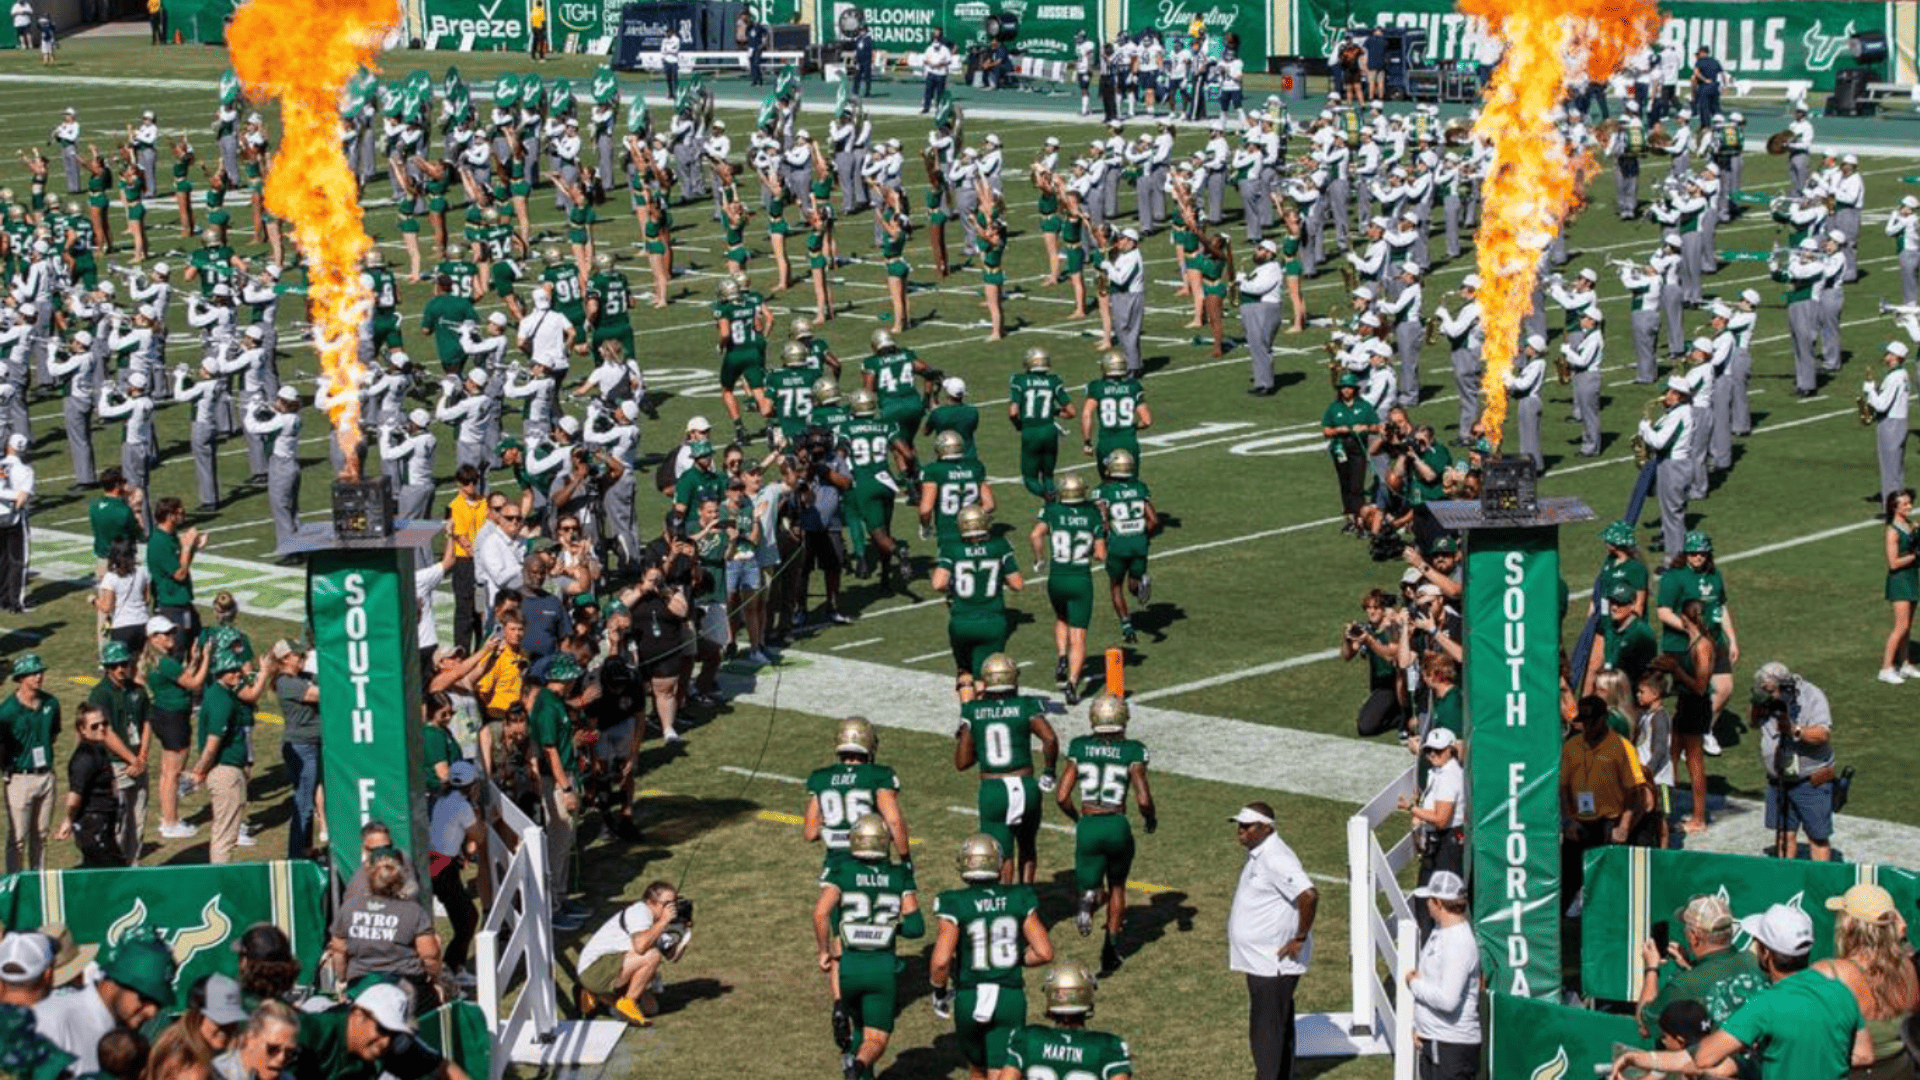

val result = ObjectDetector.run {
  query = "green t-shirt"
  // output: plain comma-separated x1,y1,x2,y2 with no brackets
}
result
530,687,576,783
1407,444,1452,507
1322,398,1381,458
1095,479,1153,556
1085,378,1144,438
1004,1024,1134,1080
421,294,480,367
1009,371,1069,429
1065,735,1148,811
932,882,1039,988
148,528,193,608
0,692,60,773
1719,969,1861,1080
87,678,149,755
1656,565,1729,652
88,495,140,558
149,655,191,713
961,693,1045,773
1597,555,1650,611
823,857,919,953
1644,947,1768,1027
1039,501,1103,579
805,761,902,858
294,1005,443,1080
922,459,988,543
197,680,254,770
939,538,1019,621
1601,616,1659,682
423,724,458,794
839,417,898,482
674,465,723,512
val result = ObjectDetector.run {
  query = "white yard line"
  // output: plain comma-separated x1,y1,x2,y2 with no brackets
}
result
829,636,884,650
717,765,805,785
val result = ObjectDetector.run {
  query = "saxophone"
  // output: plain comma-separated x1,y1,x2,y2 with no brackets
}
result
1340,263,1357,292
1554,351,1572,384
1423,313,1441,346
1630,397,1663,466
1860,376,1879,426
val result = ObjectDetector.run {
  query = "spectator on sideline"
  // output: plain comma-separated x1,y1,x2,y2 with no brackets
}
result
214,999,301,1080
188,650,265,864
1558,694,1644,910
290,981,472,1080
143,614,204,841
430,761,487,986
326,850,443,1008
921,28,953,114
54,702,121,866
1751,659,1836,860
148,0,166,44
34,933,176,1074
96,537,152,656
1398,727,1463,936
89,639,151,865
1609,1000,1742,1078
1635,892,1765,1033
2,651,59,873
528,0,547,62
271,639,322,861
233,924,301,1006
1815,884,1920,1076
0,930,53,1006
1642,903,1861,1079
147,496,208,655
1406,871,1481,1080
1226,801,1317,1080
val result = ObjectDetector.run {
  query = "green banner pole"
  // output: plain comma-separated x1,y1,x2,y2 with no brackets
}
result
1434,481,1591,1002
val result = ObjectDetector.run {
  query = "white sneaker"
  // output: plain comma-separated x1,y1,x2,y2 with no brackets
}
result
159,822,198,840
235,830,258,848
1901,663,1920,679
1879,668,1906,685
1702,732,1723,757
747,649,772,665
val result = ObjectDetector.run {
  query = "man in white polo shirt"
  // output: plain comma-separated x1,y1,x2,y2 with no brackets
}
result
1227,801,1317,1080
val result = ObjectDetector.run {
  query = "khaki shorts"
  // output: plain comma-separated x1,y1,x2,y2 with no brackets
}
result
580,951,628,999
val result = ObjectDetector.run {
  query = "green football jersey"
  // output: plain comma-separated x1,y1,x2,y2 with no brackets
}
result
806,762,902,856
824,858,919,953
1094,480,1152,555
863,349,921,400
364,266,398,313
717,298,766,356
1004,1023,1134,1080
926,403,980,451
588,270,632,325
923,459,988,542
962,694,1045,773
933,883,1039,988
814,402,853,431
1066,735,1149,811
839,416,898,481
938,537,1019,620
1039,502,1104,578
436,258,480,299
1009,371,1070,429
1085,378,1144,436
764,367,816,430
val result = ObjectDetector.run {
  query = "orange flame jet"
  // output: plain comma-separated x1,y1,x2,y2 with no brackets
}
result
1461,0,1659,448
228,0,400,480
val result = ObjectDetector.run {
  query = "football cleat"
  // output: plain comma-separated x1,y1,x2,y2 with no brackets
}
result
1136,573,1152,607
1075,890,1098,936
835,716,877,758
832,1000,853,1052
1054,656,1069,684
1099,940,1124,979
956,504,991,539
1042,961,1097,1016
957,833,1003,881
934,430,965,460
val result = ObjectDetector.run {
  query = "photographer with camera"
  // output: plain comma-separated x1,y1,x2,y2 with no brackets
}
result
1342,589,1405,738
1751,660,1838,861
789,428,855,627
574,880,693,1027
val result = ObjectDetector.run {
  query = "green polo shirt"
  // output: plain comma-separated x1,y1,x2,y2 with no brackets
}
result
87,678,150,755
88,495,140,559
197,679,254,770
1719,969,1861,1080
148,528,193,608
530,687,576,785
293,1005,445,1080
0,691,60,773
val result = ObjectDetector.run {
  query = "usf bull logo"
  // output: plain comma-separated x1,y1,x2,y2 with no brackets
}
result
1529,1045,1569,1080
1801,21,1857,72
104,896,234,969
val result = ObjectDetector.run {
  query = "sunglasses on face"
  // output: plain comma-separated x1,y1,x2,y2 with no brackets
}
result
501,513,522,522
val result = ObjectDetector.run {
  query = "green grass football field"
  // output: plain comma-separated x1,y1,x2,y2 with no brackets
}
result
6,34,1920,1079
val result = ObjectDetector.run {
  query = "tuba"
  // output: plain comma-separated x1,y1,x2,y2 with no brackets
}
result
1441,118,1471,146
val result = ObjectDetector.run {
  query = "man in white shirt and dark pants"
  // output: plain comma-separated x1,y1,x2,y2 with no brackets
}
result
921,30,952,114
1227,801,1317,1080
1104,228,1145,378
1405,870,1481,1080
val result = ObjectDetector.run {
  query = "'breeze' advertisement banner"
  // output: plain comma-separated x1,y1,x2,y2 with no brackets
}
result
1465,527,1563,1001
1295,0,1888,92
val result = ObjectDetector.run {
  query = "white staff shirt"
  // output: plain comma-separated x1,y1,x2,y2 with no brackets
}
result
1227,831,1316,978
1409,920,1482,1044
1867,365,1911,422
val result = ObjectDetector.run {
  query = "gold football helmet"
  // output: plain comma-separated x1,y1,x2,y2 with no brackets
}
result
935,430,966,459
835,716,877,757
1023,346,1051,372
957,505,991,539
848,813,892,861
791,316,815,339
781,340,809,367
957,833,1003,881
1088,692,1129,734
1042,960,1097,1015
870,328,896,353
1099,350,1128,379
1104,449,1136,478
849,388,879,417
813,377,842,406
1056,474,1089,504
980,653,1019,692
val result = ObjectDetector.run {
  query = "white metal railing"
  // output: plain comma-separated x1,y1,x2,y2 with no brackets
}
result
1345,761,1420,1080
473,783,554,1080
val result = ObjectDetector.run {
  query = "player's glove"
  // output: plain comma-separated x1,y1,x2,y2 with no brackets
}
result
1037,774,1055,794
1143,813,1158,835
931,983,954,1020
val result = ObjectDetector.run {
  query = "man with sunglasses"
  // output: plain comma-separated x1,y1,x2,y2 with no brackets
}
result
1226,801,1317,1080
1398,728,1464,937
87,640,150,865
474,495,526,616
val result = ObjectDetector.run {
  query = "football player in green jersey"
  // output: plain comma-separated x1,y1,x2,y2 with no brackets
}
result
1007,348,1076,498
585,252,636,360
359,248,402,352
840,388,913,587
791,316,842,379
920,431,996,548
764,340,821,449
435,241,482,301
1093,450,1158,645
1080,351,1151,478
955,653,1060,885
933,505,1024,703
815,813,924,1080
999,961,1135,1080
1055,693,1156,977
713,276,773,446
804,717,910,873
1031,473,1107,702
861,328,936,474
812,377,853,431
538,246,589,331
930,834,1055,1080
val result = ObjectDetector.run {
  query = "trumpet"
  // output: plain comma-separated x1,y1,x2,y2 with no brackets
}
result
1608,257,1642,274
1878,300,1920,318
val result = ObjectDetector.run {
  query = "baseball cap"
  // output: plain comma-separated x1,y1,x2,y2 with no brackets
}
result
354,981,415,1034
200,972,248,1027
0,932,51,982
1228,804,1275,826
942,376,967,399
448,760,481,788
145,615,177,636
1461,274,1481,289
1422,727,1457,751
1119,227,1140,242
1413,870,1467,900
1257,240,1279,255
276,386,300,403
687,416,711,432
1825,883,1899,923
1400,567,1425,586
5,433,26,453
1606,580,1638,605
269,637,310,660
1740,903,1813,957
1658,1000,1713,1042
1891,342,1911,360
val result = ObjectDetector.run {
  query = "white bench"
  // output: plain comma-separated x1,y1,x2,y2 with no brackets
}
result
627,49,805,73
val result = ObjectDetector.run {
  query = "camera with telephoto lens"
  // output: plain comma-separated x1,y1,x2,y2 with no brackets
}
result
1344,621,1367,641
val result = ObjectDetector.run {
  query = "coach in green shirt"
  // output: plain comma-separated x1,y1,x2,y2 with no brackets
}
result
0,652,59,873
189,652,264,865
88,640,151,866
